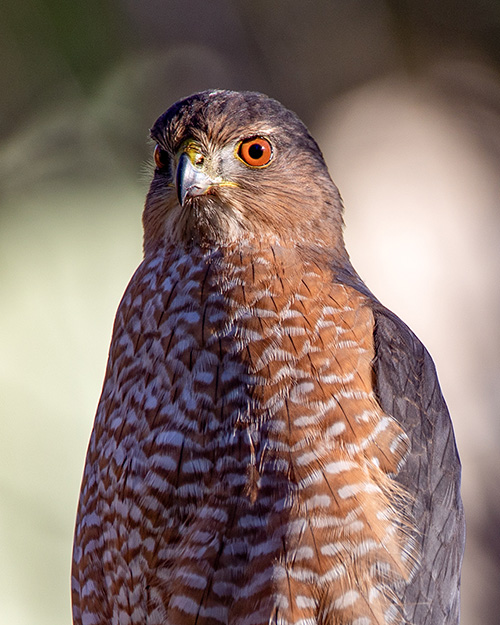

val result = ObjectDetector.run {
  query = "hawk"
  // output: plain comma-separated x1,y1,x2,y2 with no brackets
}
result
72,90,465,625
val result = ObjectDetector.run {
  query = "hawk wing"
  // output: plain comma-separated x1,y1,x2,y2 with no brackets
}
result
372,305,465,625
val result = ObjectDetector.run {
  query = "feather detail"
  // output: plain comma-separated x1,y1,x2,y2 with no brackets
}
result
73,241,417,625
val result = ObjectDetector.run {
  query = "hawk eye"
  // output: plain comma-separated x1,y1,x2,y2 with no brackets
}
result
154,145,170,170
237,137,273,168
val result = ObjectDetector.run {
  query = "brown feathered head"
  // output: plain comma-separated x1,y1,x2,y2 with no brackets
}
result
144,90,346,260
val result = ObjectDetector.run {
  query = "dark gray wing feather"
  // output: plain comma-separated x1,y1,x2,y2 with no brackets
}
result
372,305,465,625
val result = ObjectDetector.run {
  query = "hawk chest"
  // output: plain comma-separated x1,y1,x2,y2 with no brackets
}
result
79,244,411,625
98,245,394,504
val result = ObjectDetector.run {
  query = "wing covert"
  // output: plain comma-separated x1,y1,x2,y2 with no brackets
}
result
372,306,465,625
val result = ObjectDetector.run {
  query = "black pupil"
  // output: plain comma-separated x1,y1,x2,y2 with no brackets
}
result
248,142,264,160
156,147,169,168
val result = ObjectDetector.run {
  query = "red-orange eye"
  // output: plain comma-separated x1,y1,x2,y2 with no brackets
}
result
154,144,169,169
237,137,273,167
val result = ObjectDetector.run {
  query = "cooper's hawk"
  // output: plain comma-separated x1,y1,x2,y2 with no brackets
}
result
72,90,465,625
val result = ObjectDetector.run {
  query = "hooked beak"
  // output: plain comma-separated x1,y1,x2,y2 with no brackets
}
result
176,152,213,207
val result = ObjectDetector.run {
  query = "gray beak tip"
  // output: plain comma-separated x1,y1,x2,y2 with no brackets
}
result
176,152,212,207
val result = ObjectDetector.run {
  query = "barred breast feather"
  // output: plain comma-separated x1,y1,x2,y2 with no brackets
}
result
72,240,416,625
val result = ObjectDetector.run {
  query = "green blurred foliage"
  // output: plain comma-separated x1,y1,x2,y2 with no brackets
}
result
0,0,128,138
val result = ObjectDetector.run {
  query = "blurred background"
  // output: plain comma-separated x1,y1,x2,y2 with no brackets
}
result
1,1,499,623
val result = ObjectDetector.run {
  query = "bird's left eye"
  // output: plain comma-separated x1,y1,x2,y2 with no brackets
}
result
237,137,273,168
154,145,170,170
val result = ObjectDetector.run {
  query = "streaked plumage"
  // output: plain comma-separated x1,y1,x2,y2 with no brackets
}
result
72,90,464,625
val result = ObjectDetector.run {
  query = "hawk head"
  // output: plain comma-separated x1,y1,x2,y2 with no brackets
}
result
144,90,347,260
